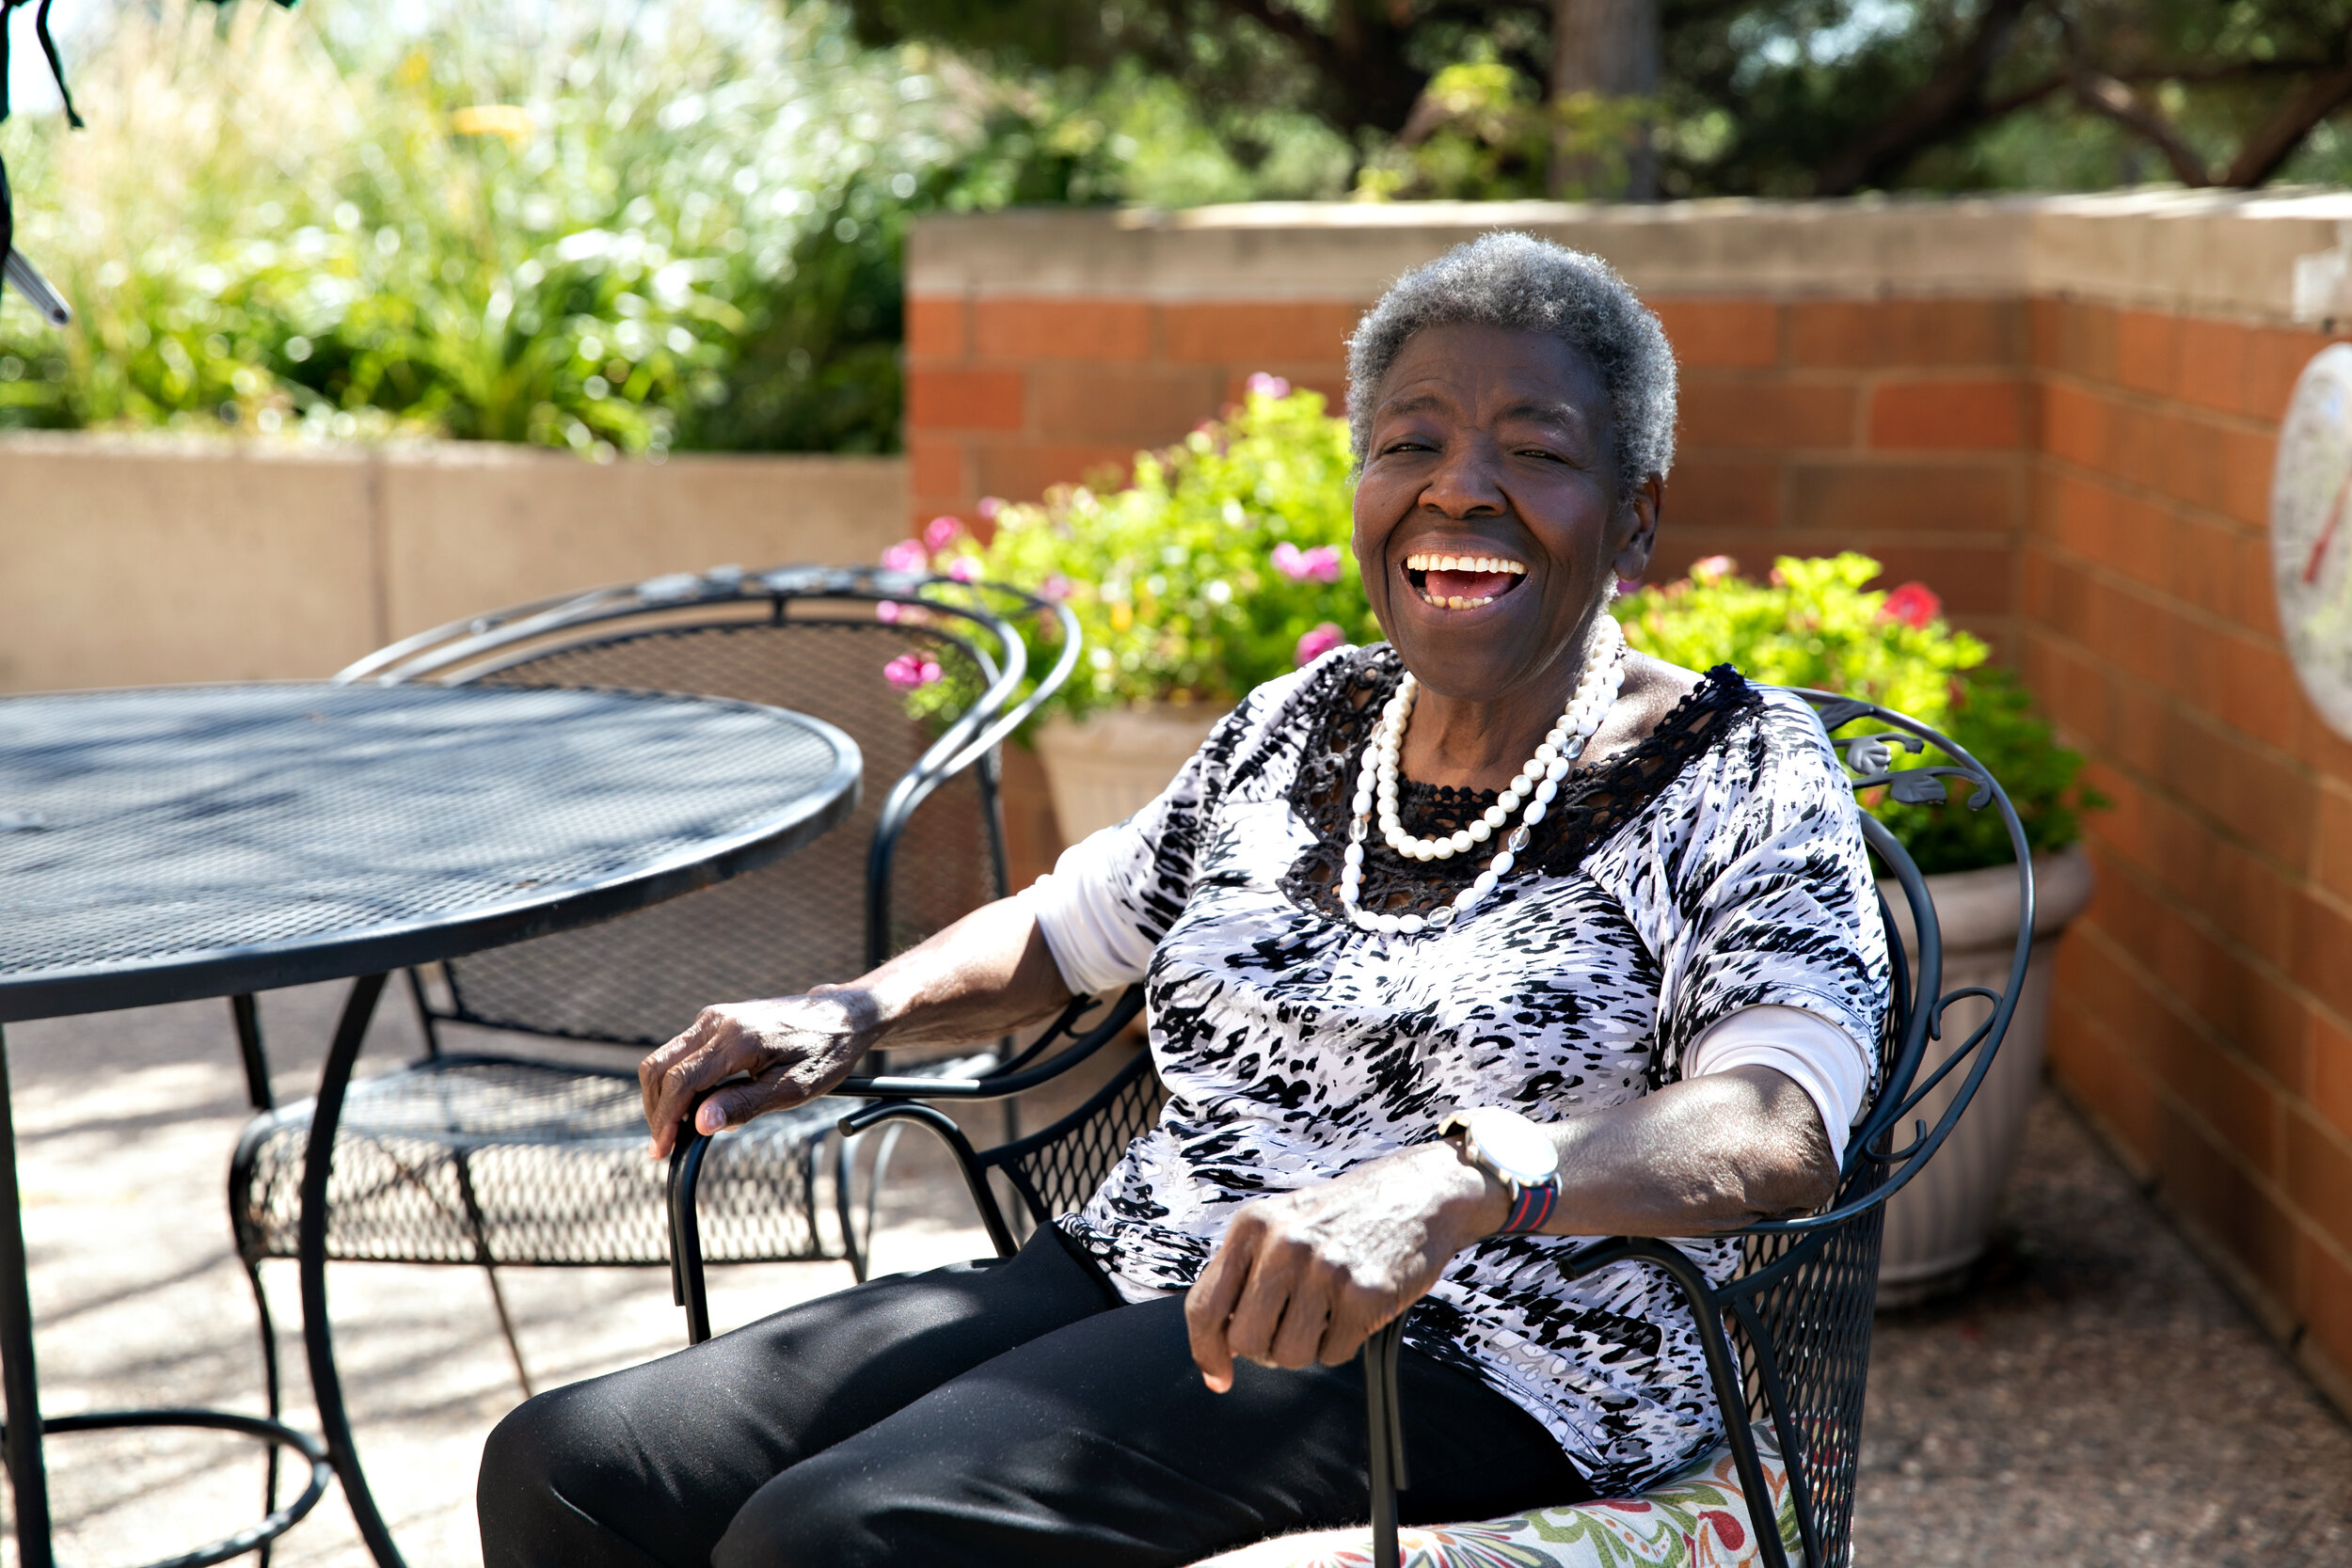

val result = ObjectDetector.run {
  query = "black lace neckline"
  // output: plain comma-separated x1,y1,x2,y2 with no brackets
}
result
1279,646,1761,923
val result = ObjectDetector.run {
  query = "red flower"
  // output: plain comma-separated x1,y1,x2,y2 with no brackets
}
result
1701,1509,1745,1547
1881,581,1942,629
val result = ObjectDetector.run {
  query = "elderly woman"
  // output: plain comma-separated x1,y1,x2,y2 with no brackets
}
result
478,232,1887,1568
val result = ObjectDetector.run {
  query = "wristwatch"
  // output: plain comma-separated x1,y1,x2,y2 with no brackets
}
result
1438,1107,1561,1237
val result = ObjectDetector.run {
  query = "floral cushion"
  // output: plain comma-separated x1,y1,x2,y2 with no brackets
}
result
1189,1428,1802,1568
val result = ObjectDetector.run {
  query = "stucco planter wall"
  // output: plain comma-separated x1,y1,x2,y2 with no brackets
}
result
1877,846,2098,1306
0,434,906,692
1033,705,1224,846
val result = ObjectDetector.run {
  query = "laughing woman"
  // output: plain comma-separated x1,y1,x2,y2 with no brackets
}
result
477,232,1889,1568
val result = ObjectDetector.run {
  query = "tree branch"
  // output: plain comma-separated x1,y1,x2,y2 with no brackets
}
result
2221,59,2352,187
1211,0,1428,132
1812,0,2033,196
1980,71,2067,120
2070,70,2211,184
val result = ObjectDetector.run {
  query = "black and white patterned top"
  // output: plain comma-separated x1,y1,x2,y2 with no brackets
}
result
1029,644,1890,1493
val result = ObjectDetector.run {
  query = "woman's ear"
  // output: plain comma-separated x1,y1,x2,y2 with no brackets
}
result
1612,474,1664,582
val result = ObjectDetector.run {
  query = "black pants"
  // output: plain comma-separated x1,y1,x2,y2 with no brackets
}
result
479,1227,1590,1567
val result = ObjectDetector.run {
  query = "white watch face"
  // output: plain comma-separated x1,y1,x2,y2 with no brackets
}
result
2272,344,2352,740
1465,1108,1558,1188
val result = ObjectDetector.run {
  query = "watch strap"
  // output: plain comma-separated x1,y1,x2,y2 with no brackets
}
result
1495,1180,1557,1236
1440,1109,1561,1238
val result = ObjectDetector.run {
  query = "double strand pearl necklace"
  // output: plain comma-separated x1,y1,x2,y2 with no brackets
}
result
1337,616,1628,936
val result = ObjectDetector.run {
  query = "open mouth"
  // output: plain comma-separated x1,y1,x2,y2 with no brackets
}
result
1403,551,1527,611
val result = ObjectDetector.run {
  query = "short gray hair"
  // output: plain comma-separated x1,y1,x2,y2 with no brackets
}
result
1345,232,1677,501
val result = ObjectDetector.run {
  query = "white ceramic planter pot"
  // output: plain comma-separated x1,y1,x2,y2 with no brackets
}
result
1034,705,1225,846
1874,845,2096,1307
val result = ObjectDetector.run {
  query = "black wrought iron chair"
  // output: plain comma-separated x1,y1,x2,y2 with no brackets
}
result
1346,690,2038,1568
229,562,1078,1424
666,687,2034,1568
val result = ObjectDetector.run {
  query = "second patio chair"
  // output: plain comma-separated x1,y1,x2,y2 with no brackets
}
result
230,562,1075,1402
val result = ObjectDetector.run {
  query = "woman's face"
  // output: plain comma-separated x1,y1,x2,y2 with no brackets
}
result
1352,322,1659,705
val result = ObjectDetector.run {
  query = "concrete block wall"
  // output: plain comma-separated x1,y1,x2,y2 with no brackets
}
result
907,192,2352,1415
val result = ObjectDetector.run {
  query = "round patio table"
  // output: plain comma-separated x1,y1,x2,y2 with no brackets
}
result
0,682,862,1568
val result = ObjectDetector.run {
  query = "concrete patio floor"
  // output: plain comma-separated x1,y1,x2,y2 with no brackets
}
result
3,981,2347,1567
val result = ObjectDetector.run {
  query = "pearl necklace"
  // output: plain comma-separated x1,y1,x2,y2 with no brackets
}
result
1338,616,1628,936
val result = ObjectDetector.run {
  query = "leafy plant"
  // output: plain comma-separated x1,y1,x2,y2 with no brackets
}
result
1352,59,1651,201
892,378,1377,732
1613,552,2099,874
0,0,1090,453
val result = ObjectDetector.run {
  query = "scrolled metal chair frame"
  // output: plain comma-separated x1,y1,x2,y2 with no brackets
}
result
229,563,1078,1555
1356,689,2035,1568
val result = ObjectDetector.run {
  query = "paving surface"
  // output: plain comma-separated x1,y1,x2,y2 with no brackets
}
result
0,985,2346,1567
1857,1093,2352,1566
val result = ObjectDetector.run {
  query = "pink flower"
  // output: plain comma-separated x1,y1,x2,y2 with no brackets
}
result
883,653,943,689
1689,554,1737,585
977,496,1004,522
881,539,928,574
1041,574,1074,602
1295,622,1345,666
1272,542,1343,583
876,601,902,624
1881,581,1943,629
924,515,961,551
947,557,982,583
1245,372,1291,399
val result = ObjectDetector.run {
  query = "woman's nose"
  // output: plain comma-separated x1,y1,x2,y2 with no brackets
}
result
1417,437,1506,517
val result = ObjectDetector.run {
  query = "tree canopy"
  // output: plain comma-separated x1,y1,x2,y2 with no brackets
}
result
840,0,2352,197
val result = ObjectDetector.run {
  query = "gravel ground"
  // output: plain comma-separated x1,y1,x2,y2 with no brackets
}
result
0,985,2344,1567
1857,1092,2352,1567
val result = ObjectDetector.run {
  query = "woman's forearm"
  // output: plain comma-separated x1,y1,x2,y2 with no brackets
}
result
824,895,1076,1053
1532,1065,1838,1238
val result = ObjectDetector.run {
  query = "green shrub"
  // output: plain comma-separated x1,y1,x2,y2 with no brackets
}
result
1614,552,2099,873
899,380,1377,729
0,0,1041,453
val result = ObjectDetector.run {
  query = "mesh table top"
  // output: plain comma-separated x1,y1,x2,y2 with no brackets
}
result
0,683,861,1022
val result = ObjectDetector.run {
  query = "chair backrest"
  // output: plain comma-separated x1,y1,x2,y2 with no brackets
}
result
1704,689,2035,1568
339,564,1075,1050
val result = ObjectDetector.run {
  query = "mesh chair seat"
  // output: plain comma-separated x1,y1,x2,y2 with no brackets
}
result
236,1053,995,1267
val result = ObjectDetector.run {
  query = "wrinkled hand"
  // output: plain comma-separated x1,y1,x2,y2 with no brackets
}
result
639,990,879,1160
1184,1143,1507,1392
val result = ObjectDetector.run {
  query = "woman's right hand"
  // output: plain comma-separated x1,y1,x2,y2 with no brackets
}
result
639,990,879,1160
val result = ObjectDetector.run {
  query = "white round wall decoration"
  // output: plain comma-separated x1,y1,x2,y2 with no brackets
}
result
2272,342,2352,740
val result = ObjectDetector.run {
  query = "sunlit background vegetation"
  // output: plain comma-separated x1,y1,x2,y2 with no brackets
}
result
6,0,2352,452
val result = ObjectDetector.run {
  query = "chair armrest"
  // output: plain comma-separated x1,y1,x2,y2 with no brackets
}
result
833,987,1145,1103
833,1102,1018,1259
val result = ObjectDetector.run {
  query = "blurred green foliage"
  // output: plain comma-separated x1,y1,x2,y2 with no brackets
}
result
0,0,955,450
1615,552,2100,873
7,0,2348,456
846,0,2352,201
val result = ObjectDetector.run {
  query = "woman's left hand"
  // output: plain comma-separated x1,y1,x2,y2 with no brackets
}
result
1184,1142,1509,1391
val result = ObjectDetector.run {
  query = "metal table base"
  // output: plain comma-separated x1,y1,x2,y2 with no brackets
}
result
0,1029,336,1568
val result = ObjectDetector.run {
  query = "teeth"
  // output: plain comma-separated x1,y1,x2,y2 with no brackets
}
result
1404,552,1527,574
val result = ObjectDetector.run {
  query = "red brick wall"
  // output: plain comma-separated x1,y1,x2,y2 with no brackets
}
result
2023,299,2352,1407
909,285,2352,1410
909,293,2029,645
